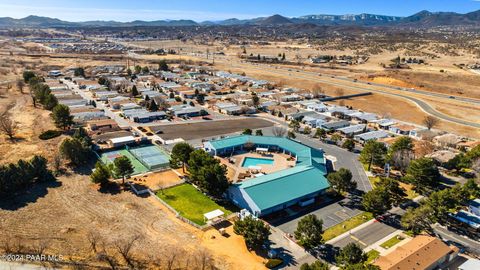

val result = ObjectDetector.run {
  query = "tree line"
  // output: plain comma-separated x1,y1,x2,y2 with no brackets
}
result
0,155,54,196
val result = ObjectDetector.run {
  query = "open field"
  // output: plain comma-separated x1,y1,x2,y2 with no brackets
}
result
148,118,274,140
157,183,234,225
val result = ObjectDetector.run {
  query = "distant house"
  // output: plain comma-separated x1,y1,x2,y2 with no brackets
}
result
371,119,396,130
48,70,63,77
123,109,167,123
306,103,328,112
374,235,459,270
224,105,245,115
337,124,367,136
389,124,417,136
349,112,378,123
320,120,350,131
168,104,206,118
303,114,329,128
354,130,389,143
280,94,302,102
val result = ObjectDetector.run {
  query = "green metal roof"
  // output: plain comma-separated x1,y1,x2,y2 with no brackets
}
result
208,135,330,212
242,166,330,211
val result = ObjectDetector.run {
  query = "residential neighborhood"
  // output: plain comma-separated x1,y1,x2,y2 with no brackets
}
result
1,1,480,270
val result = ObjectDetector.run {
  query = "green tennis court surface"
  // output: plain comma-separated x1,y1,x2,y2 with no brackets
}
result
100,149,149,175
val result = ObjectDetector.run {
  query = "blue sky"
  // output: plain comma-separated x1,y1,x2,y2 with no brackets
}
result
1,0,479,22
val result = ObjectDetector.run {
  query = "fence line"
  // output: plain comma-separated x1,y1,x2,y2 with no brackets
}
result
126,181,213,230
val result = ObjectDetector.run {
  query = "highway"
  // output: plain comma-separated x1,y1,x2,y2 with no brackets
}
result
226,62,480,129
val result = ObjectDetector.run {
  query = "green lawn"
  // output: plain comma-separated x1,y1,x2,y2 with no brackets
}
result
323,212,374,241
157,184,233,225
380,235,404,249
366,250,380,263
369,176,381,187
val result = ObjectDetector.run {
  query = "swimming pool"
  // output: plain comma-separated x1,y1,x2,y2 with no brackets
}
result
242,157,274,167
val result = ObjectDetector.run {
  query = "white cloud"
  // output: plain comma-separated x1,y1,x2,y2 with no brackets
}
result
0,4,265,22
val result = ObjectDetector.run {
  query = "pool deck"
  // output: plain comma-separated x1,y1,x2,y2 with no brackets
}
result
218,151,296,183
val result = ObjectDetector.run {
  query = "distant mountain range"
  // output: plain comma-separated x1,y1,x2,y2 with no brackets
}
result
1,10,480,28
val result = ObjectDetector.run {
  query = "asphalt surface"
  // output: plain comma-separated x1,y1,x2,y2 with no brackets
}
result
433,224,480,254
276,199,363,235
330,220,398,249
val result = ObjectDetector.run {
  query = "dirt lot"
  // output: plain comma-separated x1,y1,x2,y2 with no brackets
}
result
0,174,212,268
148,118,273,140
363,70,480,99
131,169,184,191
0,91,66,165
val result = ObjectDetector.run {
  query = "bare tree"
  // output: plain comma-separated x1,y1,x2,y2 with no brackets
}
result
192,250,215,270
114,235,140,268
335,88,345,97
31,239,49,255
16,79,25,93
165,249,180,270
52,152,63,176
87,231,102,253
97,251,117,270
415,140,435,157
311,84,325,97
0,113,18,141
423,115,439,130
272,126,287,137
391,150,415,172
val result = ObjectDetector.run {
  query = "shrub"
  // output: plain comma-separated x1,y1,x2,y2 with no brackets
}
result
39,130,63,140
265,259,283,269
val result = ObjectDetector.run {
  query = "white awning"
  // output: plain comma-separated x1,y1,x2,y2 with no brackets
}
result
256,147,268,152
248,165,262,170
110,136,135,144
204,209,225,221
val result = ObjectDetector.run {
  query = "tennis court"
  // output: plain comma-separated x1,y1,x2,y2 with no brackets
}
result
127,145,170,170
99,149,149,175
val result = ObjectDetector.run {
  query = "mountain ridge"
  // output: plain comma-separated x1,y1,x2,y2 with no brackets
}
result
1,10,480,28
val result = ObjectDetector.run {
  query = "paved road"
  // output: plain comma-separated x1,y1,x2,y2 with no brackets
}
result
268,63,480,105
433,224,480,254
232,63,480,129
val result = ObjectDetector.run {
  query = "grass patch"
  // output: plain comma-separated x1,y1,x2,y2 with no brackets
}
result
404,230,415,237
157,183,232,225
366,250,380,263
361,162,370,172
369,176,381,187
323,212,374,241
380,235,404,249
399,182,419,199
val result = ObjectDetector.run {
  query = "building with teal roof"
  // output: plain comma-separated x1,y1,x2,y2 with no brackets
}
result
203,135,330,217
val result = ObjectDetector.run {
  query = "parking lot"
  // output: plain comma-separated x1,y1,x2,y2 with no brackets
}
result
271,197,363,235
